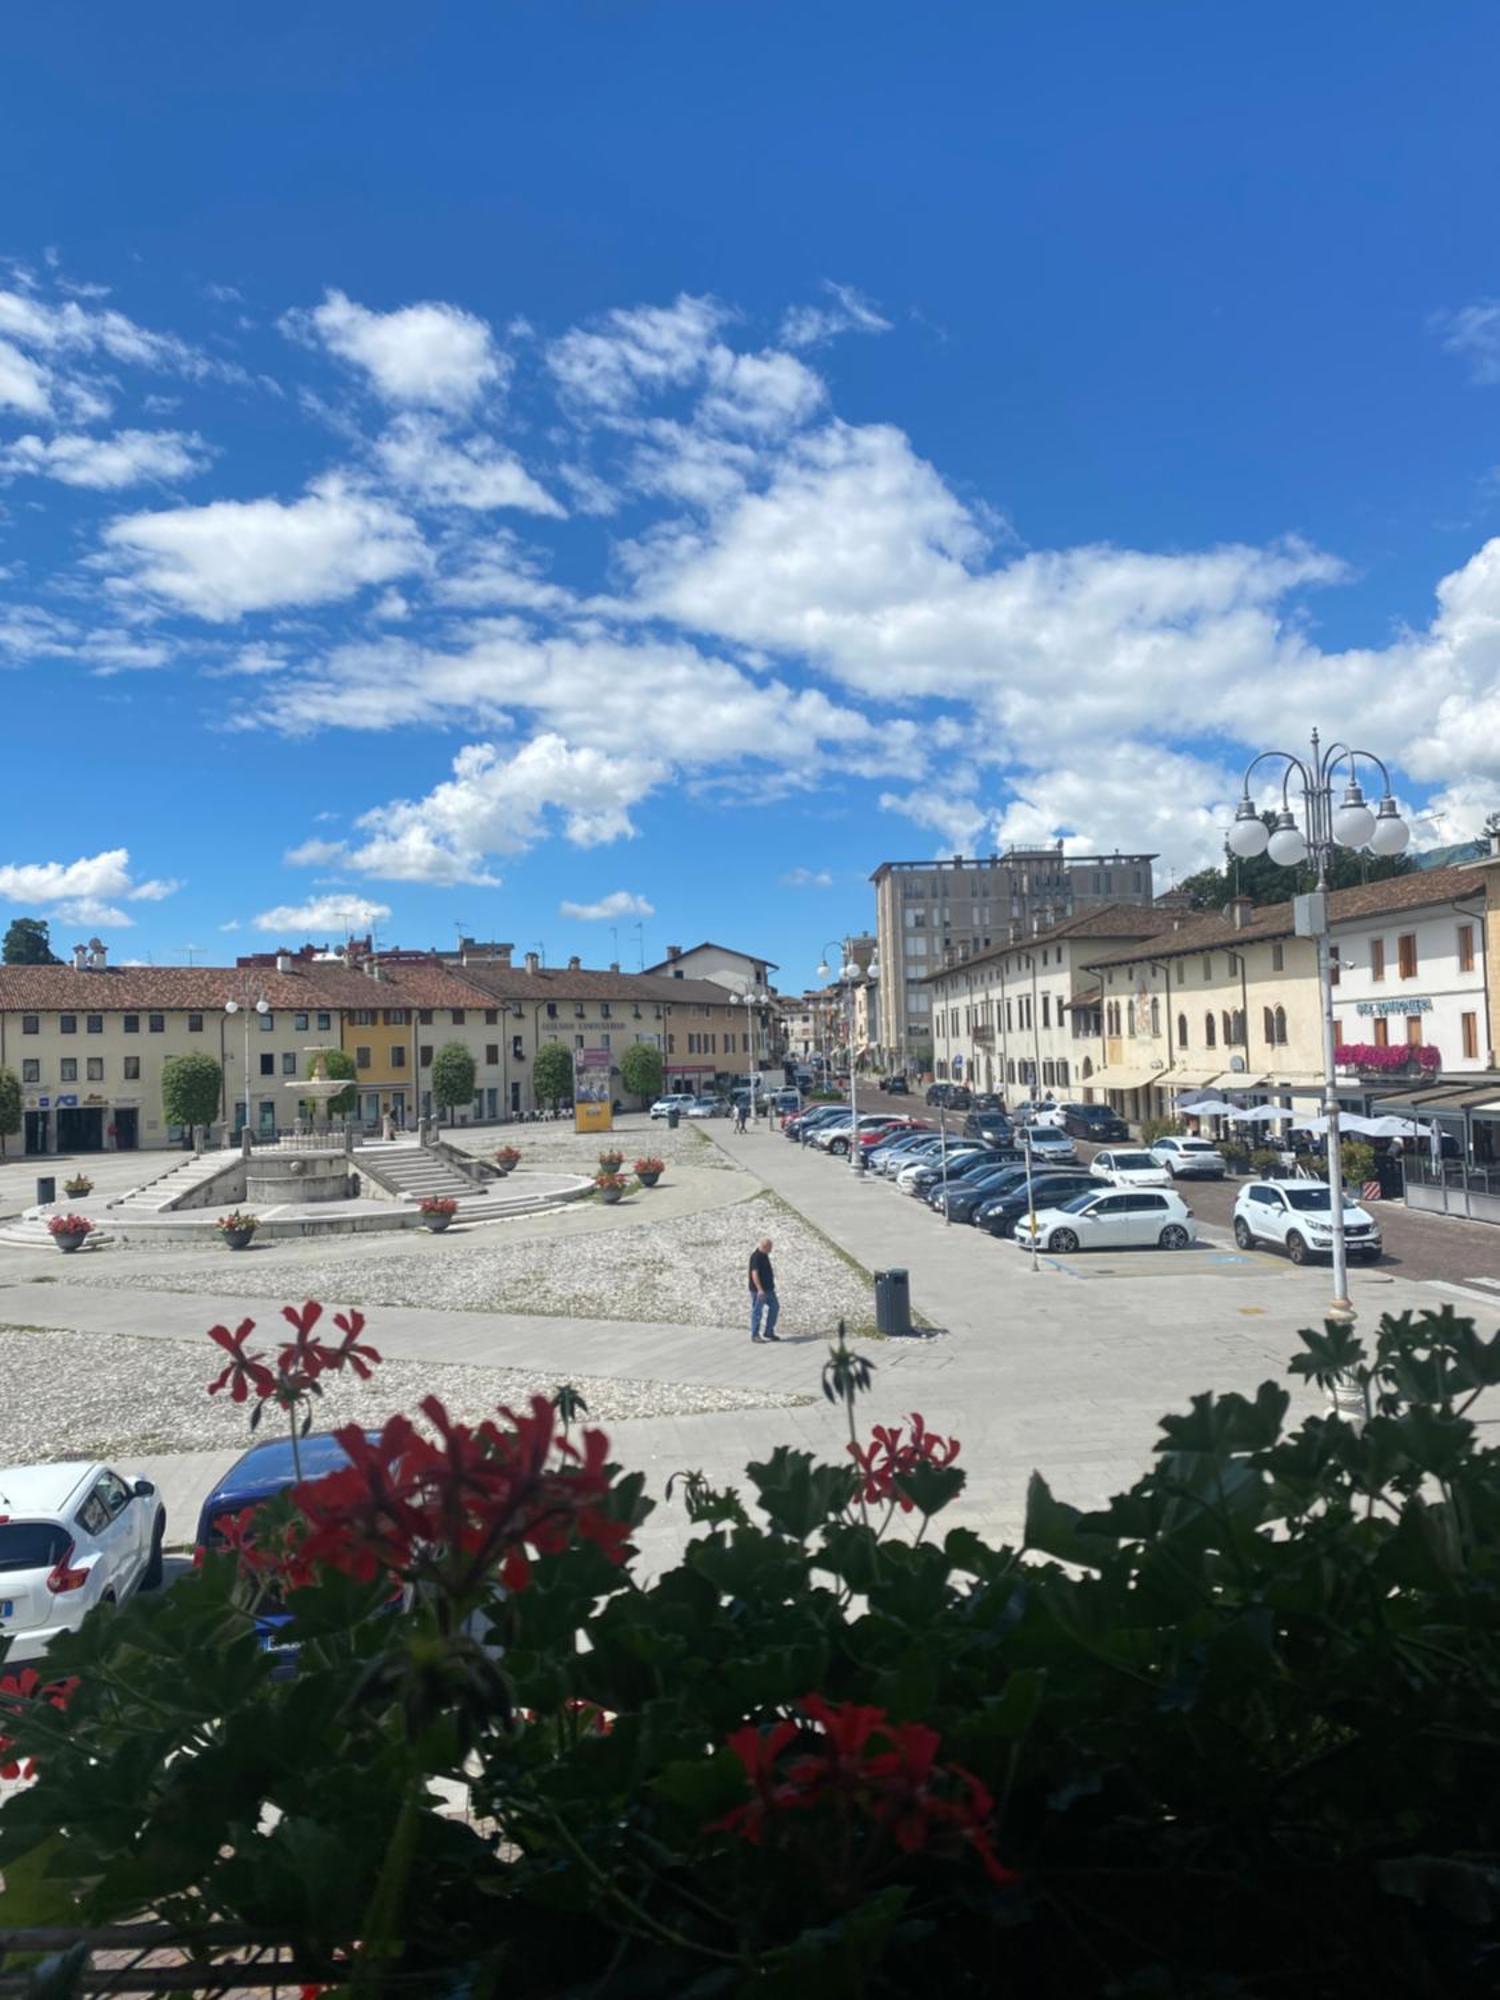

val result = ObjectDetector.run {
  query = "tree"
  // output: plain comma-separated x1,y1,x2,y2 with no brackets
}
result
1175,812,1415,909
533,1039,574,1112
431,1041,477,1125
0,1065,20,1158
321,1047,357,1117
160,1051,223,1151
2,916,62,965
619,1041,664,1106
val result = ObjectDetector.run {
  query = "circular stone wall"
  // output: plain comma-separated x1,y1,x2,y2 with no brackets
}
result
246,1153,352,1206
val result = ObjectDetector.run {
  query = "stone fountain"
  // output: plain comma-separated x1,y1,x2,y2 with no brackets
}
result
243,1048,356,1207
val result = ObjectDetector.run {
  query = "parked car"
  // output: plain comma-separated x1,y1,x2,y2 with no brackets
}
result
902,1144,1012,1194
1150,1136,1228,1180
971,1093,1006,1113
1030,1102,1068,1128
1015,1188,1197,1254
785,1105,843,1140
879,1074,910,1094
856,1116,925,1151
975,1169,1102,1236
1089,1147,1171,1188
873,1133,947,1175
896,1143,987,1192
925,1082,954,1107
1059,1103,1129,1142
962,1110,1013,1144
1232,1180,1383,1264
649,1093,698,1119
1021,1127,1077,1165
0,1460,166,1665
766,1089,803,1115
686,1096,726,1118
928,1152,1027,1214
818,1115,901,1155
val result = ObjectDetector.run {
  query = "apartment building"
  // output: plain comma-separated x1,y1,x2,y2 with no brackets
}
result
872,845,1156,1069
926,905,1181,1099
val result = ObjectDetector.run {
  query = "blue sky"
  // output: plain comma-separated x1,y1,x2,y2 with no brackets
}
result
3,0,1500,987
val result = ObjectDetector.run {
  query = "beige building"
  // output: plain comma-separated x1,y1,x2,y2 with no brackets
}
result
872,846,1156,1070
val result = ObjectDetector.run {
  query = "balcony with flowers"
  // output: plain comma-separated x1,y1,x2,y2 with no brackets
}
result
1334,1041,1442,1077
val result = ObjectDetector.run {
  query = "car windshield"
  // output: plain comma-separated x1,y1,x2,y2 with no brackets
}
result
1283,1188,1360,1212
0,1521,72,1572
1180,1139,1219,1151
1112,1152,1156,1168
1059,1192,1102,1213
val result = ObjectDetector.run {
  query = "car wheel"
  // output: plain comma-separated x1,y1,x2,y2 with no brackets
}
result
829,1138,847,1155
1233,1218,1254,1250
1159,1224,1190,1250
1286,1231,1309,1266
143,1511,166,1590
1048,1227,1079,1253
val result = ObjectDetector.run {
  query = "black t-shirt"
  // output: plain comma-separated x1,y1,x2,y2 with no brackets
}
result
748,1248,775,1295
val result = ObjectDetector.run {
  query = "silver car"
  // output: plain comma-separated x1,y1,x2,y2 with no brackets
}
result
1149,1136,1227,1180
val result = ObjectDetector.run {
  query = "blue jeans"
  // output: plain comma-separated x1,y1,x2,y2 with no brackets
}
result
750,1290,780,1340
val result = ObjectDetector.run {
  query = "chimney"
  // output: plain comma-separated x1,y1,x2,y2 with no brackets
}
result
666,944,682,961
87,937,107,970
1227,896,1254,930
568,955,581,972
71,942,87,971
493,943,513,967
525,951,540,975
609,960,620,973
275,952,292,975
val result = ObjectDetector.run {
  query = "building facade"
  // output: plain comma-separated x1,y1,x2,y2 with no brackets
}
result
872,846,1156,1070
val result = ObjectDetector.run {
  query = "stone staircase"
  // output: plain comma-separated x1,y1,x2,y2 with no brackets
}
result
352,1140,483,1204
107,1149,243,1217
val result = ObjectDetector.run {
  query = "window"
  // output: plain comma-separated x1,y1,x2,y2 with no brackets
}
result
1398,933,1417,980
316,1013,331,1032
1372,1016,1389,1048
575,1034,584,1050
1405,1013,1423,1047
260,1052,275,1076
451,1009,466,1024
356,1046,372,1070
21,1059,39,1083
86,1014,102,1035
512,1035,523,1060
419,1044,433,1066
391,1045,406,1068
259,1011,274,1031
1177,1012,1188,1047
282,1052,297,1075
418,1009,433,1025
485,1009,498,1025
294,1012,309,1031
21,1014,37,1035
1332,1021,1344,1050
383,1009,407,1026
86,1056,103,1081
486,1043,499,1065
1271,942,1284,971
601,1001,612,1019
1273,1006,1287,1046
59,1058,77,1082
1202,955,1212,980
546,1001,558,1019
1149,997,1161,1037
350,1009,375,1026
1371,938,1385,982
1041,994,1050,1029
123,1056,140,1080
1463,1011,1480,1060
1263,1005,1275,1045
60,1014,76,1034
188,1012,203,1033
1221,1010,1232,1046
1126,1001,1136,1036
1329,953,1340,986
149,1013,165,1034
1459,924,1476,973
1232,1010,1245,1045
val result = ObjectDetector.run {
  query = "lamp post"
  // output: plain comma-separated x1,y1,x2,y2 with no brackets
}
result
818,939,880,1173
223,995,270,1140
1226,728,1409,1389
734,985,769,1120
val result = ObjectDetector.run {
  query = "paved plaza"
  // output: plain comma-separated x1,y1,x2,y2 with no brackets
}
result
1,1113,1493,1575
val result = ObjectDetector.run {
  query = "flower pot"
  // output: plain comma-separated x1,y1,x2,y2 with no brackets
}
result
638,1170,661,1188
222,1228,256,1251
493,1162,512,1177
54,1232,88,1254
63,1184,92,1199
599,1187,623,1205
423,1212,454,1232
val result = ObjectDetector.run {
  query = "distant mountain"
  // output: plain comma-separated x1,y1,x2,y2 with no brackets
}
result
1412,839,1485,871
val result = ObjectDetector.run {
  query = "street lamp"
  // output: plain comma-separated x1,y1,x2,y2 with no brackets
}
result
817,939,879,1173
223,996,270,1139
1227,728,1409,1398
733,985,769,1119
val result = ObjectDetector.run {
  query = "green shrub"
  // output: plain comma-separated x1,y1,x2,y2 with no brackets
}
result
1250,1144,1284,1176
1341,1139,1377,1186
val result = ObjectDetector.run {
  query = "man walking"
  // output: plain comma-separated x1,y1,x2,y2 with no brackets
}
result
748,1237,780,1342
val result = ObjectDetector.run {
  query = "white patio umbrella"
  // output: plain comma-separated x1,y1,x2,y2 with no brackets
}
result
1366,1115,1435,1140
1228,1104,1294,1124
1181,1098,1240,1117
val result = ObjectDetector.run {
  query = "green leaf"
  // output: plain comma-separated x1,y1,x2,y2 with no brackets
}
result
1023,1470,1105,1568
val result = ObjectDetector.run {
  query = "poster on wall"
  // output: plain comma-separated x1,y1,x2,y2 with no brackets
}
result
573,1046,614,1134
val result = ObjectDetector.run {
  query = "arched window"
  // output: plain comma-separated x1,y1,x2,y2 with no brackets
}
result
1205,1012,1216,1048
1232,1010,1246,1046
1274,1005,1287,1046
1127,1001,1137,1036
1081,1057,1093,1079
1150,997,1161,1037
1263,1006,1275,1045
1222,1010,1234,1047
1177,1012,1189,1048
1057,1058,1070,1086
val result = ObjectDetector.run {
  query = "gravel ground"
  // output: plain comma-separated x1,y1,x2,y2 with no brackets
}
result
58,1192,875,1334
0,1323,814,1463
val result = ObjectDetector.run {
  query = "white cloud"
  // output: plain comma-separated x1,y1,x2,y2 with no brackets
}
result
218,919,241,932
780,281,892,350
877,786,990,853
698,348,825,435
987,742,1241,882
0,429,211,489
252,893,392,935
128,877,181,901
1433,301,1500,385
559,889,656,921
286,288,505,410
343,733,666,884
374,414,563,514
779,866,833,888
547,294,728,411
284,837,347,866
53,898,131,927
102,474,425,620
0,338,51,414
0,848,173,923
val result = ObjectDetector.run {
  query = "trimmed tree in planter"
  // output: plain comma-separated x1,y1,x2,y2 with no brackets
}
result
533,1039,574,1113
0,1064,19,1159
431,1042,477,1126
619,1041,664,1108
161,1051,224,1152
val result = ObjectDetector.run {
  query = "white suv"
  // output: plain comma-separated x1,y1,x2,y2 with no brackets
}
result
1150,1137,1228,1180
0,1461,167,1664
1089,1147,1170,1188
1232,1180,1383,1265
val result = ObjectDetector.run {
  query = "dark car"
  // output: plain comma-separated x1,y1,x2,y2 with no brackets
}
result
937,1161,1035,1222
910,1144,1019,1195
962,1110,1013,1144
971,1093,1005,1113
1059,1103,1129,1143
924,1082,952,1106
977,1170,1102,1237
879,1074,910,1094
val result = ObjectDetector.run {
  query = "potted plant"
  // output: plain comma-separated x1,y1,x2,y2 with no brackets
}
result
634,1156,665,1188
598,1149,625,1174
47,1213,92,1253
594,1171,628,1205
419,1195,459,1232
1221,1140,1252,1176
494,1144,521,1177
217,1210,259,1251
62,1172,94,1198
1249,1146,1284,1180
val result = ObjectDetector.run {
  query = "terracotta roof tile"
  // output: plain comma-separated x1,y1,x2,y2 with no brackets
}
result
921,903,1182,983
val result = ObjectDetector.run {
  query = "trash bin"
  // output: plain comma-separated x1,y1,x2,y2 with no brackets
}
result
667,1108,680,1130
36,1176,56,1206
874,1267,912,1337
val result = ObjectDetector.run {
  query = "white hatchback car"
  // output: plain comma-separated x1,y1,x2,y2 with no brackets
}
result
1022,1127,1077,1164
649,1094,697,1119
0,1461,167,1664
1015,1188,1197,1254
1090,1147,1172,1188
1150,1137,1228,1180
1232,1180,1383,1264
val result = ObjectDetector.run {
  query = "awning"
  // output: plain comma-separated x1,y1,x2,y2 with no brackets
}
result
1206,1070,1269,1091
1094,1068,1157,1092
1164,1068,1220,1089
1368,1083,1476,1116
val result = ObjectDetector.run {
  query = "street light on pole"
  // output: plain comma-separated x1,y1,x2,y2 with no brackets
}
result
817,939,878,1174
1227,728,1409,1409
223,995,270,1139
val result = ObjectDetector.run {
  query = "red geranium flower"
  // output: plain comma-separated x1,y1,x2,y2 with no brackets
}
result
207,1318,276,1403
